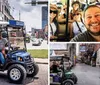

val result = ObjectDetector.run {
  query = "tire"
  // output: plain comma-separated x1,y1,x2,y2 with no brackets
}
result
66,72,78,84
68,73,78,84
73,74,78,84
7,64,26,84
27,62,39,77
72,73,78,84
63,79,74,85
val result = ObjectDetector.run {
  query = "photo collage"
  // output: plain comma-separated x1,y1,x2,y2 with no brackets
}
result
0,0,100,85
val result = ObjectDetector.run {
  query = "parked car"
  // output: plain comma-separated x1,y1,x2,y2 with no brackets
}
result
39,38,43,42
31,38,41,46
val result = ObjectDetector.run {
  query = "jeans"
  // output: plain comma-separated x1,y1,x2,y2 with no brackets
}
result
0,52,5,64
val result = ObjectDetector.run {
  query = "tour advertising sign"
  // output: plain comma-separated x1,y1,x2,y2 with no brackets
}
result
9,20,24,27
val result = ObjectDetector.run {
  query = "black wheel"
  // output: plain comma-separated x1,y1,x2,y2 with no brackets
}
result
69,73,78,84
27,62,39,77
7,64,26,84
72,73,78,84
63,79,74,85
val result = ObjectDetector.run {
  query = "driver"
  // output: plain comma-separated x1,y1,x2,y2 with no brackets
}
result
0,31,7,64
50,61,59,73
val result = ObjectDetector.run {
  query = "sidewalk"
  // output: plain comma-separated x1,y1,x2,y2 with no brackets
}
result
34,58,48,64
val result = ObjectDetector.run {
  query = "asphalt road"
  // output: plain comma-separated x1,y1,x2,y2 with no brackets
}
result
72,63,100,85
26,40,48,49
0,64,48,85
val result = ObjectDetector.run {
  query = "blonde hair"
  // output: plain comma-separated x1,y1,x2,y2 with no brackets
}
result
50,4,58,22
50,4,58,11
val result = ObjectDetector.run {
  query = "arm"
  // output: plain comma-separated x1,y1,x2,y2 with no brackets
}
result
58,14,66,23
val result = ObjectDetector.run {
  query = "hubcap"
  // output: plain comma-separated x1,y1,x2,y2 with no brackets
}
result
10,68,21,81
27,66,34,74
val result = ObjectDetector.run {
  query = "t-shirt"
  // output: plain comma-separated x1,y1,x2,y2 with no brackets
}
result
73,22,87,36
50,23,57,36
70,31,97,42
0,38,7,51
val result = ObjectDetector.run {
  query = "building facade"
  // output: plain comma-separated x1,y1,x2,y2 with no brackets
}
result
68,44,76,65
79,44,100,66
31,28,45,38
0,0,14,21
42,6,48,29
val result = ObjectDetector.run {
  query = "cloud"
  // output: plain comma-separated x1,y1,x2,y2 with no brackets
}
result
9,0,33,12
8,0,45,32
21,7,42,31
18,0,33,12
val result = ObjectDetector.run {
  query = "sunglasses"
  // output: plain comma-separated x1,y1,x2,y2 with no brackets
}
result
73,13,80,16
63,8,67,10
50,10,57,14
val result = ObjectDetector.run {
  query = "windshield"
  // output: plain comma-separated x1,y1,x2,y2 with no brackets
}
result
8,27,26,50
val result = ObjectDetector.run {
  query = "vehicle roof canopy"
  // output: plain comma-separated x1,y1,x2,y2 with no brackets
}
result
8,20,24,28
0,20,24,28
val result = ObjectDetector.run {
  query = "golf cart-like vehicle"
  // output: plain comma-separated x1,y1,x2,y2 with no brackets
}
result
0,20,39,83
50,55,77,85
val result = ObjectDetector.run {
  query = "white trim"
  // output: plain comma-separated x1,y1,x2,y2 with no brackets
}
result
0,21,9,25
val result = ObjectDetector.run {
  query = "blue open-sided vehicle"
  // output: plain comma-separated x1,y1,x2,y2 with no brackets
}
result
0,20,39,83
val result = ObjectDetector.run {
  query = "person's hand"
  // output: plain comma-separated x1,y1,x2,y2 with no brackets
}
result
2,49,5,54
2,48,6,58
50,36,57,39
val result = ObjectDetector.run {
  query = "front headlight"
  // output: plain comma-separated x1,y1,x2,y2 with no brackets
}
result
18,56,23,61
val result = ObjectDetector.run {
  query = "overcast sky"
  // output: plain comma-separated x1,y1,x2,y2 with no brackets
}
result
8,0,47,32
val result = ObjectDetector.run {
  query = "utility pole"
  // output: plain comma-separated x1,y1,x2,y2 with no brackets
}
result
19,10,20,21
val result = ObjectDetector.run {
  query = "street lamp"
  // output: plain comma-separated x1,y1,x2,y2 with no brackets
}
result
25,0,48,6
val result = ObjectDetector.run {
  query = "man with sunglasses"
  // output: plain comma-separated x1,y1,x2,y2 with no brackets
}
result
70,5,100,42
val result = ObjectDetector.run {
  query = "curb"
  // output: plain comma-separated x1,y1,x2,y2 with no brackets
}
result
36,62,48,64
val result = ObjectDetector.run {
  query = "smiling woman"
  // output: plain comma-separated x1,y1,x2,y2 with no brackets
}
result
50,4,59,41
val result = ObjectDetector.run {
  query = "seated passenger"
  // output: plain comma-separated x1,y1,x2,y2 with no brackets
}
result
68,1,82,40
69,1,82,21
70,11,87,39
50,4,59,41
58,4,67,23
